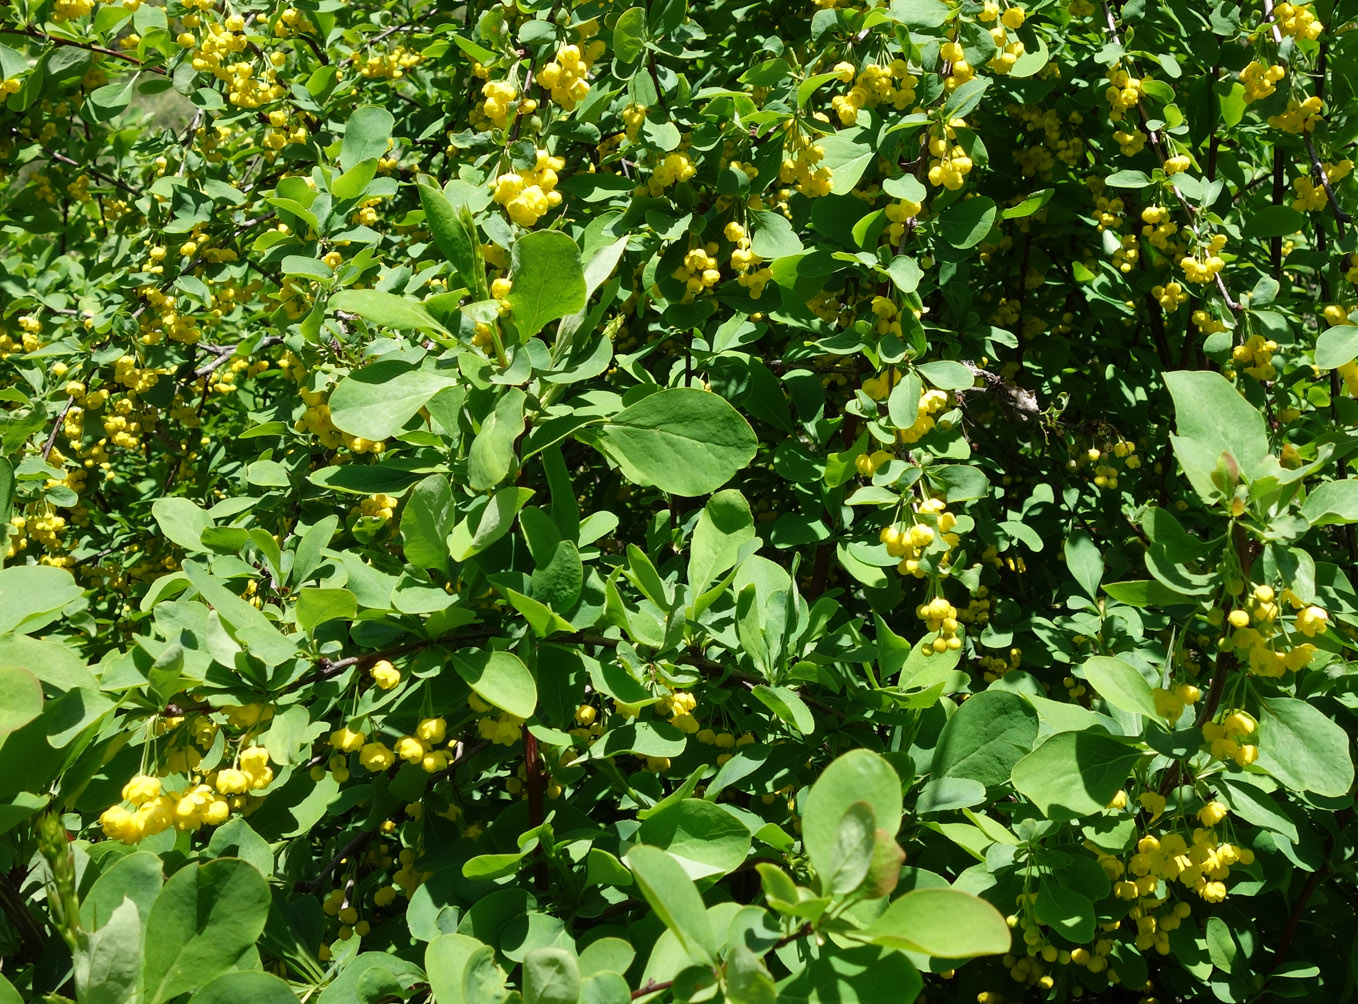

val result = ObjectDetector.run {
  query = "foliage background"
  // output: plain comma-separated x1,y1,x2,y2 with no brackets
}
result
1,0,1357,1002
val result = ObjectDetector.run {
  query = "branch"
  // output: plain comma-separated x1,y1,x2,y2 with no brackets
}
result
193,336,282,378
0,25,167,73
42,397,75,460
1303,133,1350,235
293,826,376,893
39,147,139,198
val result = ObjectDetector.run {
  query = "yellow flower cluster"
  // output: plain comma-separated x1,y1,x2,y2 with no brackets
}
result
883,499,960,579
100,747,273,844
1179,234,1227,284
1268,95,1322,133
1103,64,1145,121
369,658,401,690
392,718,451,773
648,151,697,195
481,80,518,129
1201,709,1259,767
1153,281,1188,311
900,386,951,443
926,119,973,189
829,60,918,125
355,46,423,80
493,148,566,227
917,595,963,653
353,494,398,524
940,40,973,93
1108,814,1254,909
1150,681,1200,723
1140,204,1180,252
538,42,605,110
672,244,723,302
776,126,834,198
657,690,702,734
1273,2,1323,39
622,103,646,139
1230,333,1278,381
1092,194,1124,232
52,0,94,21
1113,127,1145,156
982,5,1027,75
884,196,922,243
1219,584,1323,677
1240,60,1285,103
472,692,523,745
1292,159,1351,212
725,222,772,299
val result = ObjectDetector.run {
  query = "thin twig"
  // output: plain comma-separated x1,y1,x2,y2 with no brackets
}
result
0,26,167,74
41,397,76,460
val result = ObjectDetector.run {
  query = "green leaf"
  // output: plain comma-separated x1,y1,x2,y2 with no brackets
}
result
825,802,876,896
751,684,815,735
341,106,395,172
0,665,42,736
890,0,950,27
750,210,805,258
1315,325,1358,369
151,497,213,552
637,798,751,880
803,750,902,890
1302,480,1358,526
916,360,974,390
777,945,921,1003
1102,579,1198,607
448,487,535,561
1257,697,1354,797
931,690,1038,787
939,197,997,249
296,588,357,636
1103,170,1153,188
419,182,483,297
1010,731,1141,819
451,649,537,719
817,124,877,195
1065,532,1104,599
1082,656,1156,718
625,845,717,962
1034,881,1095,944
523,947,581,1004
1242,205,1305,239
329,289,452,337
0,566,84,636
1164,370,1269,499
508,231,588,339
1001,188,1054,219
852,887,1011,957
426,934,489,1004
687,489,756,597
612,7,647,63
328,360,459,441
469,388,527,490
886,255,922,294
189,972,300,1004
141,859,271,1004
401,475,455,572
77,896,142,1004
593,388,758,496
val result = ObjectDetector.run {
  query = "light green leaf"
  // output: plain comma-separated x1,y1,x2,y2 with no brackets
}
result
401,475,455,572
0,565,84,636
419,181,482,295
637,799,751,880
508,230,588,339
151,497,213,552
1315,325,1358,370
523,947,581,1004
0,665,42,736
751,684,815,736
593,388,757,497
141,859,270,1004
469,388,527,490
1165,370,1269,499
1082,656,1156,718
931,690,1037,787
612,7,647,63
328,360,459,441
939,197,996,249
777,945,921,1003
852,887,1011,957
452,649,537,719
803,750,902,890
189,972,300,1004
687,489,756,597
625,845,717,963
1010,731,1141,819
329,289,451,337
341,106,395,172
1302,480,1358,526
1257,697,1353,797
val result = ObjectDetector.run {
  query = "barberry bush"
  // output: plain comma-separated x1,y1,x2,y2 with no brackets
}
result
1,0,1357,1001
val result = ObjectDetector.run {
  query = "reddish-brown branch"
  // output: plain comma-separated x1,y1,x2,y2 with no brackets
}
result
0,26,167,73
